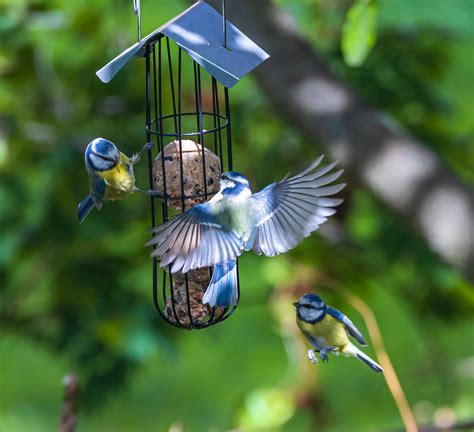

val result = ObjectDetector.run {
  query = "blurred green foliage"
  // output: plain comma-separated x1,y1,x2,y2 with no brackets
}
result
341,0,378,67
0,0,473,431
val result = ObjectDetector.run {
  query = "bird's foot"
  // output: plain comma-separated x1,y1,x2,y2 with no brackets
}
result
319,348,329,363
133,187,164,198
131,142,154,164
147,189,164,198
144,142,154,151
307,349,318,364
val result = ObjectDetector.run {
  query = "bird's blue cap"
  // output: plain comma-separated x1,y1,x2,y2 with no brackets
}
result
294,293,326,309
221,171,248,182
87,137,116,157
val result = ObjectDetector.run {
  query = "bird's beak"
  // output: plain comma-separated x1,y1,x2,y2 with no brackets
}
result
292,302,299,307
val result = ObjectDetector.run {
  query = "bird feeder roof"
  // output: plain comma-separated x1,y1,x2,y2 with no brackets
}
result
96,1,269,88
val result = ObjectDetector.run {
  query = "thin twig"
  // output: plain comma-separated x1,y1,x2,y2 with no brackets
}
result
59,374,80,432
389,420,474,432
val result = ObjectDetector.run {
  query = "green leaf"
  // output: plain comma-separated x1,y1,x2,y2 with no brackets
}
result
342,0,378,67
238,388,295,429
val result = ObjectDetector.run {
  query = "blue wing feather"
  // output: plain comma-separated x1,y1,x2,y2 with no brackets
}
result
247,156,345,256
326,306,367,346
77,176,106,223
147,202,244,273
90,176,106,206
77,195,95,223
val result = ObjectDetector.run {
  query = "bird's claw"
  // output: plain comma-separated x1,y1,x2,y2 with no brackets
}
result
132,187,164,198
144,142,154,151
319,348,329,363
307,349,318,364
131,142,154,164
147,189,163,198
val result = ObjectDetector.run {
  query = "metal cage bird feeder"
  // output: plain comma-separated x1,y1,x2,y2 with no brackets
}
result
95,1,269,329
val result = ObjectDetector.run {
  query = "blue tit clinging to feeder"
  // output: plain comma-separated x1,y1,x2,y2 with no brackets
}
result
77,137,152,223
146,155,345,308
294,293,383,373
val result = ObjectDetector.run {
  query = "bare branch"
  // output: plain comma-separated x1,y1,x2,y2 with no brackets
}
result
59,375,80,432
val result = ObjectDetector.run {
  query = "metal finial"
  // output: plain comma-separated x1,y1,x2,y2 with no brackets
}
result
133,0,141,43
222,0,227,48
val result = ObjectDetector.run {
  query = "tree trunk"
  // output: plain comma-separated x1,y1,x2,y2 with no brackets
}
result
206,0,473,281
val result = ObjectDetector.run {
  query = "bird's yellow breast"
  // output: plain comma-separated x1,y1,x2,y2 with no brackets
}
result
298,314,349,350
99,154,135,201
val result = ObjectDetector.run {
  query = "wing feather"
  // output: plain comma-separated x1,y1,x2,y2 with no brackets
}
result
326,306,367,346
248,156,345,256
146,203,244,273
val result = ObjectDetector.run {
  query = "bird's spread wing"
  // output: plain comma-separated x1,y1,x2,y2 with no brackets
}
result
326,306,367,346
146,203,243,274
246,156,345,256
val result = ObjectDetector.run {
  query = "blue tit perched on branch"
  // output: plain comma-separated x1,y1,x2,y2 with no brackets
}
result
294,293,383,373
77,137,152,223
146,155,345,308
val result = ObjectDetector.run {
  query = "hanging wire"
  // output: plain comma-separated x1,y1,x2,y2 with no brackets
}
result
222,0,227,48
133,0,142,43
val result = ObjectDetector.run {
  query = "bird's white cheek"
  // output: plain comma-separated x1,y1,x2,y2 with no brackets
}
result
219,180,233,191
209,191,224,203
89,154,109,171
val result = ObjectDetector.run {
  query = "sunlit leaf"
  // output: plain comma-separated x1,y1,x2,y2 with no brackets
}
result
238,388,295,429
342,0,378,67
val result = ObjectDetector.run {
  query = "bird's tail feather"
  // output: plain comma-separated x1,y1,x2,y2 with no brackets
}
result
202,260,238,307
77,195,95,223
344,342,383,373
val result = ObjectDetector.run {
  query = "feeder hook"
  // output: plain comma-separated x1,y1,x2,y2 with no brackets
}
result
222,0,227,48
133,0,141,43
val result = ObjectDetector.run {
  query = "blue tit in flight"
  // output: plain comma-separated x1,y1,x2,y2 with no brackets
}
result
77,137,152,223
146,155,345,308
294,293,383,373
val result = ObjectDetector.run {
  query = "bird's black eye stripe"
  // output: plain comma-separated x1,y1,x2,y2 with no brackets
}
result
302,304,319,310
91,150,116,162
